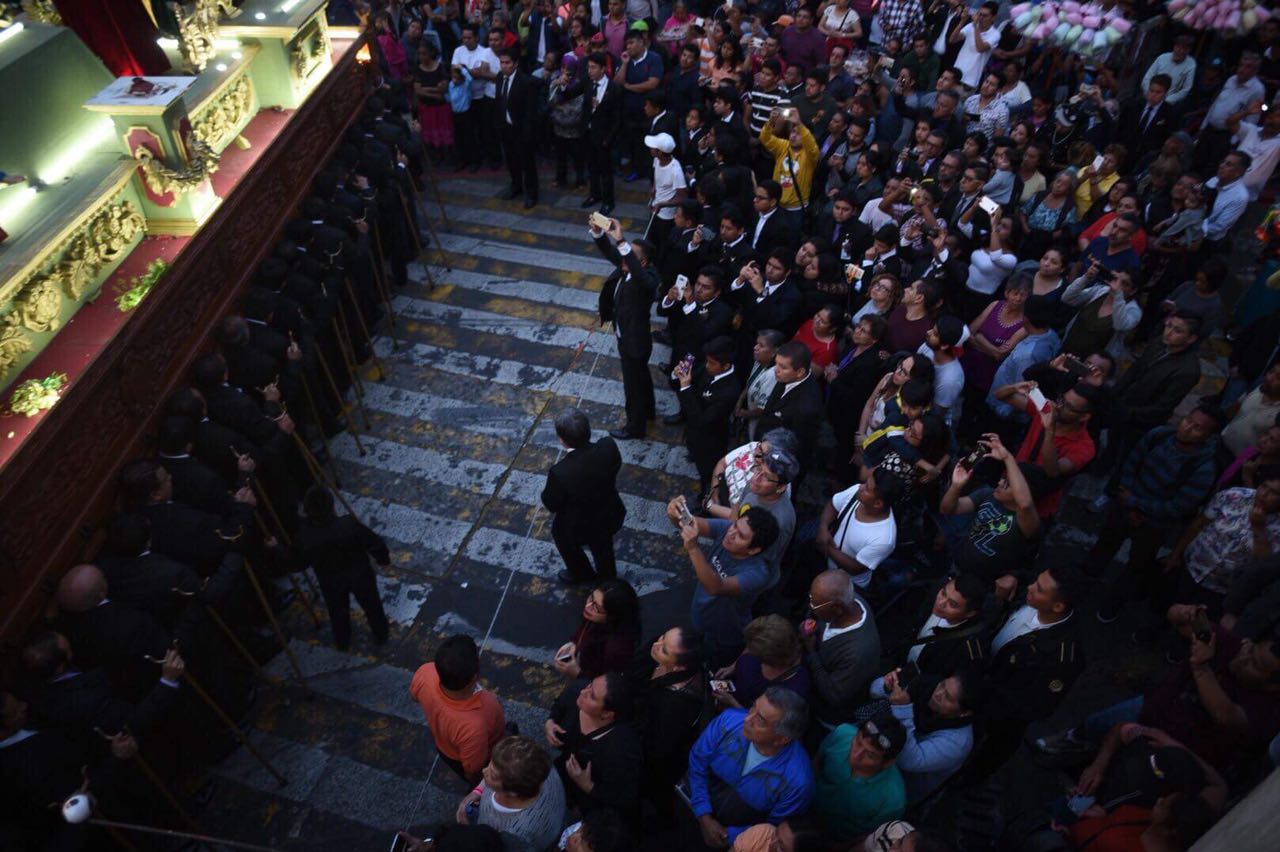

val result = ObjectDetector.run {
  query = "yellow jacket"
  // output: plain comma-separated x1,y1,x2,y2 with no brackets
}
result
760,120,820,211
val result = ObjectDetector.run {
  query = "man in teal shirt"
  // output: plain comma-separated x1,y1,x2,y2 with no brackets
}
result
813,714,908,841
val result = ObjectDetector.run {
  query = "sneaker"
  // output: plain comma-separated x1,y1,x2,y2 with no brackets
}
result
1032,730,1095,759
1088,495,1110,513
1096,608,1120,624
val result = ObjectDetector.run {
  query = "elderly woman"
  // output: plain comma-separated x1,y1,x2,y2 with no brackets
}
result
713,615,811,710
454,735,567,851
548,53,586,188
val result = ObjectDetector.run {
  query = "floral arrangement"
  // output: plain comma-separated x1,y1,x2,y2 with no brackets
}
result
1010,1,1133,59
1167,0,1272,37
116,259,169,312
8,371,67,417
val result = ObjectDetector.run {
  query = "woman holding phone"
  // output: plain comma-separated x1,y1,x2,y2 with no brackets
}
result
553,579,642,680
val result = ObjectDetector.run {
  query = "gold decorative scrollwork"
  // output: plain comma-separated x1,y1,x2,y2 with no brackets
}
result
20,0,63,25
193,75,254,150
0,325,33,385
168,0,237,73
291,22,330,82
10,279,62,333
134,137,220,200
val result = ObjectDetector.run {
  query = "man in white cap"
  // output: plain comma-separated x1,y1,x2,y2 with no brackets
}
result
645,131,686,258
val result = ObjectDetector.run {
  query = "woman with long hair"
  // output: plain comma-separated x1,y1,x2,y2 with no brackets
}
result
826,314,889,484
1018,170,1076,261
553,578,642,681
413,42,453,161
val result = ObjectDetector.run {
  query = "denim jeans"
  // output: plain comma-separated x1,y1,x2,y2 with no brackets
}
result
1078,696,1145,742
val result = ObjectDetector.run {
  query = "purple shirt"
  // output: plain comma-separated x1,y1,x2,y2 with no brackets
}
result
779,25,827,74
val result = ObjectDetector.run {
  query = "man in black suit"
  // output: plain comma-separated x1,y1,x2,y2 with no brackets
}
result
541,409,627,585
730,249,805,372
759,341,826,472
21,631,184,745
676,336,743,495
644,92,680,146
687,205,756,273
748,180,798,256
157,416,251,518
494,48,539,209
813,190,872,262
579,51,622,214
592,216,659,439
1118,74,1174,172
658,266,734,423
889,573,988,678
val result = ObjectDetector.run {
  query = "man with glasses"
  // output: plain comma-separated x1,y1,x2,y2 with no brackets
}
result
734,446,799,589
748,181,797,255
812,712,908,841
802,570,881,731
684,687,814,848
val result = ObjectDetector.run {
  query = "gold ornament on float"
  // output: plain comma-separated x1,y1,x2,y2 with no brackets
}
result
133,136,220,199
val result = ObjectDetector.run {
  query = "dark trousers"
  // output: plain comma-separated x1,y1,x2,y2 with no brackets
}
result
586,138,615,205
500,123,538,201
454,99,487,167
552,518,618,582
316,566,389,650
619,348,655,435
1091,503,1173,614
554,134,586,185
647,215,674,257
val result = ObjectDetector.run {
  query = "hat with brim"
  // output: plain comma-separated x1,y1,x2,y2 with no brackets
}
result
644,132,676,153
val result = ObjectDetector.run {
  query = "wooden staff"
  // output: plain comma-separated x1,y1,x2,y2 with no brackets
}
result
299,369,343,480
241,558,305,682
341,274,390,380
203,603,280,684
145,651,288,787
290,431,364,524
333,306,371,430
126,734,207,836
412,165,452,231
312,335,366,458
251,490,324,626
396,187,439,291
365,230,400,340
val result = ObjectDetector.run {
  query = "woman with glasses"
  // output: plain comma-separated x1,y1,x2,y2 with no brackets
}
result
553,579,642,681
826,314,889,484
857,353,935,448
851,273,901,324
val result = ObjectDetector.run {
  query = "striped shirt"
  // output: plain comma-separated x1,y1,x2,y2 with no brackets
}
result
748,87,792,136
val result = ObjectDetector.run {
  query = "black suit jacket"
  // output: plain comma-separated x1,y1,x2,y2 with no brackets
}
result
761,372,825,467
595,234,659,360
680,371,743,468
30,668,180,743
579,78,623,147
96,551,201,621
59,601,171,700
498,71,540,136
139,500,247,575
982,607,1085,724
541,437,626,538
159,453,235,516
738,278,805,339
749,210,798,256
658,297,735,367
647,110,679,142
1118,99,1173,168
291,514,390,581
204,384,278,447
814,212,873,262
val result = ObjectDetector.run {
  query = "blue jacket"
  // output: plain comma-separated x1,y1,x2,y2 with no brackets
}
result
448,66,472,113
687,708,814,843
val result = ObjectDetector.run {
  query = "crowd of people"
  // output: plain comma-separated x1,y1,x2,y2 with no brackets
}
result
362,0,1280,851
5,0,1280,851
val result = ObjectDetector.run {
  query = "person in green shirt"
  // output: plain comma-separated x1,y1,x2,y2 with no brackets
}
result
813,714,908,841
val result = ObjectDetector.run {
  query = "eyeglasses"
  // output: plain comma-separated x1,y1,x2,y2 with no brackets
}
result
862,719,893,751
807,595,834,611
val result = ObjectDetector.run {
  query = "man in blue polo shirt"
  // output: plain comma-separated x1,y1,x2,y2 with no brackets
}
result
616,25,664,181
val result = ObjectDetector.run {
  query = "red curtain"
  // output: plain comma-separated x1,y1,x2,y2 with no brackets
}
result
54,0,169,77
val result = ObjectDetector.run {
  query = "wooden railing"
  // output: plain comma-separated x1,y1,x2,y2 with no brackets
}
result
0,34,372,651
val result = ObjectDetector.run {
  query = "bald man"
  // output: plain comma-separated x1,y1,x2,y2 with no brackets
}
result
802,570,881,731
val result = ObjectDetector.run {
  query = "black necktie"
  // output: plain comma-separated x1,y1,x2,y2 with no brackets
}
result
1140,105,1153,133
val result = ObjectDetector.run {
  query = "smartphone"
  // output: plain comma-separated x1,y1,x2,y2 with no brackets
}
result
698,224,716,242
1028,387,1049,412
694,16,705,27
1067,794,1096,816
1091,154,1105,171
674,273,689,298
959,447,985,471
909,186,919,201
677,495,695,526
710,679,735,693
589,211,611,231
1191,610,1213,643
977,195,999,216
390,833,423,852
1061,354,1090,375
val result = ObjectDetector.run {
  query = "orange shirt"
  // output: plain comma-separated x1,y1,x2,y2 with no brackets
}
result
409,662,505,776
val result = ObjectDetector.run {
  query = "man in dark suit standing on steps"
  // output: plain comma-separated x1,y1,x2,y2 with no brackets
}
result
760,341,825,473
578,51,622,215
494,48,539,209
592,215,659,440
676,336,742,497
542,409,627,585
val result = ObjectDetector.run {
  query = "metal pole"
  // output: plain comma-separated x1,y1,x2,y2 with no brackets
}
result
84,817,279,852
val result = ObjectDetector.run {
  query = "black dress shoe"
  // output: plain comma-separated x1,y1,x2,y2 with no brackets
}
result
599,203,614,215
609,427,643,440
580,196,600,208
662,413,686,426
557,570,591,586
524,197,537,209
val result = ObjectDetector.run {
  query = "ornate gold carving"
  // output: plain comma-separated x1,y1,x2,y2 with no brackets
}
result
0,326,33,385
168,0,239,73
7,372,67,417
134,137,220,200
291,22,330,82
192,74,254,150
20,0,63,25
11,279,63,333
